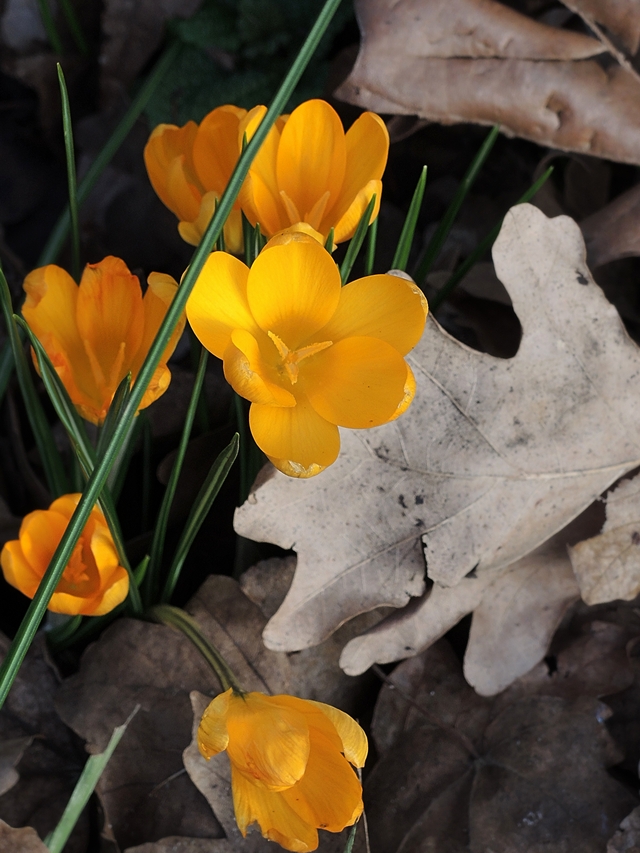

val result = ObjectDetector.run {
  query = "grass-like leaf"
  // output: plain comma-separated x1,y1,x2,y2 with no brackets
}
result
57,64,81,282
35,0,63,54
340,194,377,284
59,0,88,55
364,215,378,276
391,165,427,272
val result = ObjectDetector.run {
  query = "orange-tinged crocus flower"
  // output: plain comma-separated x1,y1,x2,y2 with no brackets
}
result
239,99,389,244
198,688,368,852
187,234,427,477
144,106,246,252
1,494,128,616
22,256,185,425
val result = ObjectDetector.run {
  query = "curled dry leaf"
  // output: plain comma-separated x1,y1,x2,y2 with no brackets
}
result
563,0,640,56
335,0,640,165
581,183,640,269
236,204,640,695
570,472,640,604
365,639,638,853
0,819,48,853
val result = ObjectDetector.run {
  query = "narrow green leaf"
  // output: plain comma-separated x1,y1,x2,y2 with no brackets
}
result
431,166,554,311
96,374,131,460
391,165,427,272
134,555,150,587
146,347,208,605
242,212,255,265
343,821,359,853
0,272,68,497
364,215,378,276
57,64,80,282
324,227,335,253
161,434,239,602
59,0,88,55
0,0,344,711
340,194,376,284
0,341,14,405
254,223,265,257
45,707,138,853
39,41,181,267
109,415,144,502
214,199,226,252
46,614,82,647
140,414,152,533
415,125,500,285
35,0,63,54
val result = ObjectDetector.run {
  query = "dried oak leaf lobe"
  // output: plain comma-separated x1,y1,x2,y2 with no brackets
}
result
336,0,640,165
235,204,640,659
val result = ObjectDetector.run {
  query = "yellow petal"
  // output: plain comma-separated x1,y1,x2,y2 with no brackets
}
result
224,330,296,407
306,701,368,768
249,397,340,477
389,363,417,421
247,238,341,347
226,692,310,791
87,565,129,615
231,765,318,852
178,195,244,254
198,688,232,759
327,111,388,239
317,273,428,355
303,337,408,428
242,169,287,237
271,223,325,246
130,272,185,380
240,106,286,234
19,508,66,576
282,730,363,832
193,105,246,195
186,251,258,358
1,540,41,598
276,100,346,226
331,179,382,245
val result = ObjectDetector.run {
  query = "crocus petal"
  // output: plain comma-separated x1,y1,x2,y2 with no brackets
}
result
231,766,318,852
224,330,296,407
240,106,286,232
247,238,341,347
19,509,66,574
187,252,258,358
276,100,346,225
249,398,340,478
226,692,310,791
317,273,428,355
303,336,408,429
0,540,41,598
131,272,185,379
144,122,202,220
390,363,417,421
306,701,368,768
282,731,363,833
193,105,246,195
198,689,232,758
243,169,287,237
178,191,218,247
327,111,389,233
331,179,382,246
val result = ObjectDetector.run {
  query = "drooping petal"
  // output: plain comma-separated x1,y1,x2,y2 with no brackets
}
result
327,111,388,234
223,330,296,407
231,765,318,853
187,252,258,358
198,688,232,758
226,692,310,791
316,273,428,355
247,237,341,347
305,701,368,768
303,336,408,428
276,100,346,225
76,257,145,395
193,105,246,195
282,731,363,833
331,179,381,246
249,398,340,478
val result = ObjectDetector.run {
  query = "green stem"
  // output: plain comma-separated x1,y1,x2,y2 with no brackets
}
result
148,605,244,693
0,0,344,710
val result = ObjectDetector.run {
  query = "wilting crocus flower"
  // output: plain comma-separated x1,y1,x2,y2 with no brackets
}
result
1,494,128,616
187,233,427,477
239,99,389,244
22,256,185,425
144,106,246,252
198,688,368,852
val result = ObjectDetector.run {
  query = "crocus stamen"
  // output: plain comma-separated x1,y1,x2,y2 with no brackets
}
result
268,331,333,384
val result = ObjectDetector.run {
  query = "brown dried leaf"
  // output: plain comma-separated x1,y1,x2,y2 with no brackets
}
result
581,183,640,269
563,0,640,56
336,0,640,165
0,820,48,853
366,639,638,853
608,805,640,852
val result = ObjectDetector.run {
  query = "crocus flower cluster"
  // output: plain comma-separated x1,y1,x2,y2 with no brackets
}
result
198,688,368,852
23,256,185,425
144,99,389,249
187,232,428,477
1,494,128,616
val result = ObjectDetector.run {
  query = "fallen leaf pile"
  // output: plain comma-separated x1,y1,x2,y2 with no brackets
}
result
336,0,640,166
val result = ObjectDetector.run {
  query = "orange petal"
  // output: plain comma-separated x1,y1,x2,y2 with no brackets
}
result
249,397,340,478
224,330,296,407
331,179,381,245
19,508,66,577
317,273,428,355
186,251,258,358
130,272,184,380
276,100,346,225
231,766,318,852
144,122,202,221
389,363,417,421
198,689,232,759
247,238,341,348
305,701,368,768
302,337,408,428
1,539,41,599
193,105,246,195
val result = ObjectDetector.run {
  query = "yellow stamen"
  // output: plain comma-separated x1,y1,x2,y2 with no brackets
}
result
268,331,333,385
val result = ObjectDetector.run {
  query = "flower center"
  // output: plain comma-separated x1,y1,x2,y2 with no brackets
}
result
268,331,332,385
62,541,92,587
